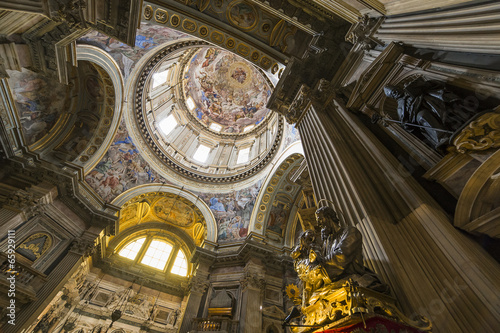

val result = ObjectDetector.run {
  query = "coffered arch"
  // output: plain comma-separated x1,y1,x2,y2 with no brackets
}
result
111,183,218,244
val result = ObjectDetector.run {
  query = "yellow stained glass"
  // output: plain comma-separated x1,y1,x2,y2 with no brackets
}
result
171,249,188,276
119,237,146,260
141,240,173,270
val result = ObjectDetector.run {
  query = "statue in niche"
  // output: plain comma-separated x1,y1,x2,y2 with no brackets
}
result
284,205,431,331
382,77,480,150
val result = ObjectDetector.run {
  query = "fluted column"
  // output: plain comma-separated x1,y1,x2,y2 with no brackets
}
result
293,86,500,332
376,2,500,54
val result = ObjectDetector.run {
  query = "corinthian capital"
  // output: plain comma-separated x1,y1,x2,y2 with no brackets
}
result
69,238,96,257
287,85,312,124
188,275,209,294
240,273,266,292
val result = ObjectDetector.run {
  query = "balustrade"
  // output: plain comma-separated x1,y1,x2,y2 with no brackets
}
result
191,318,238,333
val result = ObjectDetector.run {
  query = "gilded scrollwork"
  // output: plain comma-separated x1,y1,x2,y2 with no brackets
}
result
452,111,500,153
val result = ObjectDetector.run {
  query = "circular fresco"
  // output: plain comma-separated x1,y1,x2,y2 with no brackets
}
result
183,47,272,134
227,2,258,30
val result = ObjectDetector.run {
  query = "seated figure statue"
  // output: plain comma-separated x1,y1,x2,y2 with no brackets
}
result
315,207,388,293
383,77,478,149
285,206,432,331
290,207,388,309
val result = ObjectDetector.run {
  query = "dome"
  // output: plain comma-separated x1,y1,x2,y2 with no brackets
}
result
133,42,283,187
183,48,272,134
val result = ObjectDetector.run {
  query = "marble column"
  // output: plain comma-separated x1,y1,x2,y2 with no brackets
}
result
292,85,500,332
376,2,500,54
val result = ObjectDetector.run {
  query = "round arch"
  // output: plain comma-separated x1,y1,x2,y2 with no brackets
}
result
248,140,304,241
76,45,124,174
111,183,218,244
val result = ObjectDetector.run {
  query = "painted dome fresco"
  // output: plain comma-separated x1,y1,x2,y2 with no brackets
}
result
183,47,272,134
131,42,283,188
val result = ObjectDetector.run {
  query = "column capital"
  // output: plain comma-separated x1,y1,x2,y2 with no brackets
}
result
284,79,333,124
240,272,266,292
346,15,385,52
188,274,210,295
69,238,96,257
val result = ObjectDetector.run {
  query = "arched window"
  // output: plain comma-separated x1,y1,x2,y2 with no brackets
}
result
117,236,190,277
140,239,173,269
118,237,145,260
170,249,188,276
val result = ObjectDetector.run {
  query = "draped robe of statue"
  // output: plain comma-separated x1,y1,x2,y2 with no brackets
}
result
384,77,478,149
292,207,389,308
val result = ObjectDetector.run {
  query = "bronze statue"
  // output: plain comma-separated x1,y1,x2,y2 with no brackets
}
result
285,206,431,331
383,77,477,149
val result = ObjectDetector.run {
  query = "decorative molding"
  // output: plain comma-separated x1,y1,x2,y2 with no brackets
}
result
452,111,500,153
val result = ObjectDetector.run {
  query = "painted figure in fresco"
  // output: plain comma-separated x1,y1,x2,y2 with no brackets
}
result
229,3,257,29
185,48,271,134
383,77,478,149
209,197,226,212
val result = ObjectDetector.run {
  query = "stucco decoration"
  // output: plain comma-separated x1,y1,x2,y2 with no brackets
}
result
111,184,218,244
184,47,272,134
153,196,197,228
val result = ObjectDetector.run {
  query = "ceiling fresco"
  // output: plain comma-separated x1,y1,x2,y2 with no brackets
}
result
85,119,264,244
197,180,262,243
7,68,77,145
78,22,303,245
183,47,272,134
85,121,171,203
78,22,188,81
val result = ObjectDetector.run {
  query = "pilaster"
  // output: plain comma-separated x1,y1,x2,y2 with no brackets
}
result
239,259,265,333
178,260,210,333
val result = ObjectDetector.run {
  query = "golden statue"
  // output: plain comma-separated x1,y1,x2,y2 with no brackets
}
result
284,206,432,332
